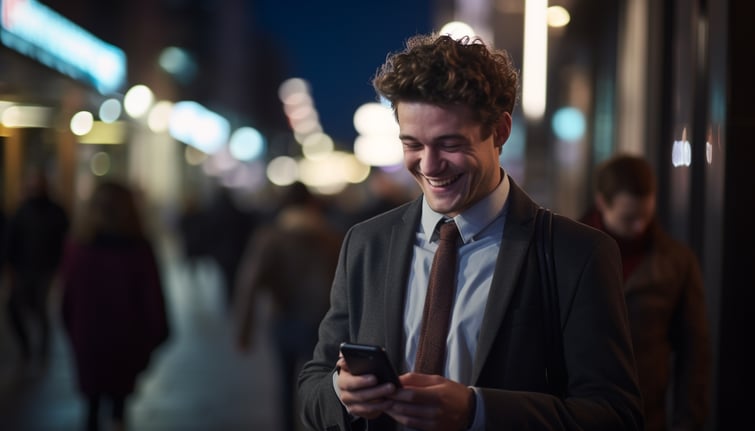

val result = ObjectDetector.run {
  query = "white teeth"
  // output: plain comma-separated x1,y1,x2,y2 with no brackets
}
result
427,176,457,187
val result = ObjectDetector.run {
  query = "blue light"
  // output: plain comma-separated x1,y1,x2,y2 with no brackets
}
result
551,107,586,142
169,101,230,154
0,0,127,95
229,127,266,161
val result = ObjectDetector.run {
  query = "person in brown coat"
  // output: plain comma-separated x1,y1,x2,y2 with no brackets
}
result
60,181,169,431
235,182,342,431
580,154,711,431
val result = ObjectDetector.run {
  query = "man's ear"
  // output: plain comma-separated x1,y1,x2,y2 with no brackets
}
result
595,193,608,212
494,112,513,150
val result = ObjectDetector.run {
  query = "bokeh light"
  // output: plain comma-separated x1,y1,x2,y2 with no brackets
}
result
147,101,174,133
439,21,477,40
547,6,571,28
70,111,94,136
266,156,299,186
229,127,266,162
551,107,586,141
90,151,111,176
99,98,122,123
124,84,154,118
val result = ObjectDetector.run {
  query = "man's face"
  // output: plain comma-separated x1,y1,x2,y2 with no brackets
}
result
397,102,508,217
597,192,656,240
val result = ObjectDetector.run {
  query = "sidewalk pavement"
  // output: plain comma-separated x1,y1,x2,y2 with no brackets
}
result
0,244,284,431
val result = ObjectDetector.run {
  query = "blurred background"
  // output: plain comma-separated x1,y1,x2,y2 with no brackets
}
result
0,0,752,430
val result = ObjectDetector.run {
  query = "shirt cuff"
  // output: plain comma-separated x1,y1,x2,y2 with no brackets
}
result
333,369,345,405
467,386,486,430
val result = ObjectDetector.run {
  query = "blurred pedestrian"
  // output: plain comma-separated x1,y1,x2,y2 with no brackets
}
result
204,186,258,307
234,182,342,431
580,154,711,431
3,168,69,362
0,207,6,298
177,193,210,275
60,180,169,431
0,207,6,271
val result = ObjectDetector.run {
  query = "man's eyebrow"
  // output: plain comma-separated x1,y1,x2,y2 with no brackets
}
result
435,133,468,141
398,133,468,141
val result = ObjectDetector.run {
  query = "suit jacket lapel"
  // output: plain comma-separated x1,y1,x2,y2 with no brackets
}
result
384,199,422,373
377,186,539,380
472,178,539,382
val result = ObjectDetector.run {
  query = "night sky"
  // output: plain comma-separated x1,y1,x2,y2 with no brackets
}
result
251,0,433,146
38,0,433,150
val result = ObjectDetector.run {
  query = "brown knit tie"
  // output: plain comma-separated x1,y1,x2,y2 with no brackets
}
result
414,220,461,375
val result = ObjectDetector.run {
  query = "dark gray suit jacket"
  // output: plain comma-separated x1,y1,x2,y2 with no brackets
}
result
298,177,644,430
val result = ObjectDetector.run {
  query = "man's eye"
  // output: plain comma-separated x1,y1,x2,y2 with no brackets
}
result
441,143,463,151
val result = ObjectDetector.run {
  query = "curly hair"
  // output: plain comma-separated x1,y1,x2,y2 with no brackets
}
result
372,33,519,135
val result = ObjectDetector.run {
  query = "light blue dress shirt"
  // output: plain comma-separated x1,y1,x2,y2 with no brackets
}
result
333,171,510,429
403,172,510,430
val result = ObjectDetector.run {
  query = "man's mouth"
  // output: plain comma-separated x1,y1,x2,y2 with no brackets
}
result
425,174,462,188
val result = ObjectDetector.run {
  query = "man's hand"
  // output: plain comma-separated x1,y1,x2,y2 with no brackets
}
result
386,372,474,431
336,357,398,420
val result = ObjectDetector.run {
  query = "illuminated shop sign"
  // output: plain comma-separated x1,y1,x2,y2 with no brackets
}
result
0,0,126,94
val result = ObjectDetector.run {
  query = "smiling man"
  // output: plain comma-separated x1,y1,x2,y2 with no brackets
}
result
398,102,505,219
298,33,643,431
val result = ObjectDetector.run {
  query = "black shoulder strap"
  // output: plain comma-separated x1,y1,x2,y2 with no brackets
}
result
535,207,567,396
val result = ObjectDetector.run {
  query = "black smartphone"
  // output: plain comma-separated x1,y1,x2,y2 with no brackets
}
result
339,342,401,387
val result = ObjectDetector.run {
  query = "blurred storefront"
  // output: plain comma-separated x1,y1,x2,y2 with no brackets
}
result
0,0,127,215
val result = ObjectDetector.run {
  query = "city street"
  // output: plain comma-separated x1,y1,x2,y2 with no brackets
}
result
0,239,283,431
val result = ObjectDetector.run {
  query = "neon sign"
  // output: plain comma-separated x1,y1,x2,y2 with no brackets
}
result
0,0,126,95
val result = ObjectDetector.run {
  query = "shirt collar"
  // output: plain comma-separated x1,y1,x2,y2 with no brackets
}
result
421,169,510,244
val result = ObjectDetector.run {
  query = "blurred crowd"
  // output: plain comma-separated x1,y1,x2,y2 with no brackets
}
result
0,166,418,431
0,155,710,431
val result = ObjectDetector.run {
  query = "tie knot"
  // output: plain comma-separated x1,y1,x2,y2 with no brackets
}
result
438,220,459,243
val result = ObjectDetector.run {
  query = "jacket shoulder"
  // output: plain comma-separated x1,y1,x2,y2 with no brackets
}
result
347,199,418,235
554,213,616,246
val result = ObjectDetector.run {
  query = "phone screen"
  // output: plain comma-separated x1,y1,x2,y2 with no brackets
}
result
339,342,401,387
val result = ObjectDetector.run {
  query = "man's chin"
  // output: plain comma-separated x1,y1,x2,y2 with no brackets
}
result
426,197,460,216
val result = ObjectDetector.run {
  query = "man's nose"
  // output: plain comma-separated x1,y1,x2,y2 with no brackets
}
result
420,148,444,175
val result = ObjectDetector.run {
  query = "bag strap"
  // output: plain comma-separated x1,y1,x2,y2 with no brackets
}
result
535,207,567,396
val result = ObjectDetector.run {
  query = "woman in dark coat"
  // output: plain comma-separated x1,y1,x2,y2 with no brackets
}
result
60,181,169,431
